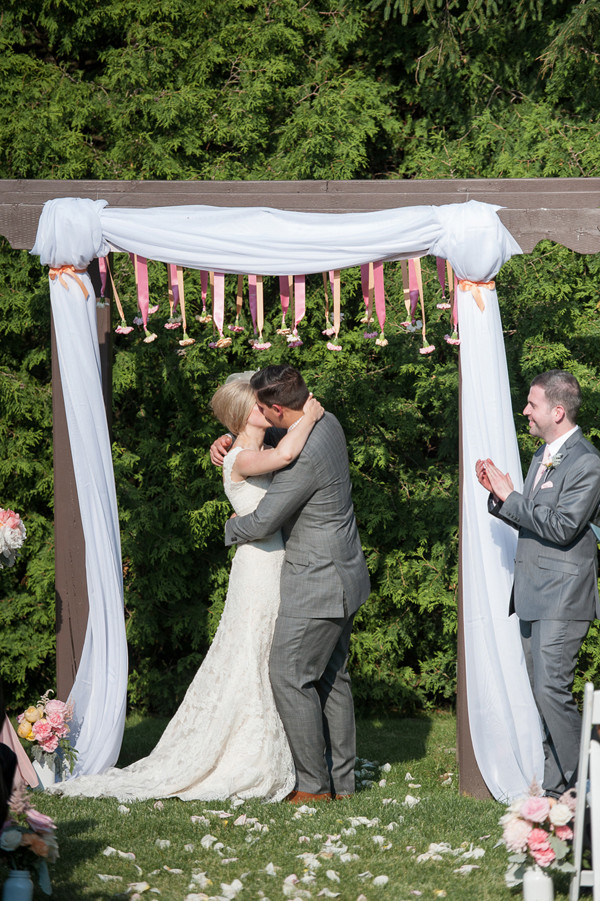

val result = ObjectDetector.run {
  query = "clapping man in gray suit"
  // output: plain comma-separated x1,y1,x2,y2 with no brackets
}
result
212,364,370,802
476,370,600,797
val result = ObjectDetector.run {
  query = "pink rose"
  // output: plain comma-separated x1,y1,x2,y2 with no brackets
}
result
521,796,550,823
32,720,52,742
527,827,556,866
45,700,67,718
531,843,556,867
0,509,20,530
554,824,573,841
502,816,532,852
40,735,59,753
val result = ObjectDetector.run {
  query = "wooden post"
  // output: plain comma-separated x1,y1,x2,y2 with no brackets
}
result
54,258,112,699
456,353,494,800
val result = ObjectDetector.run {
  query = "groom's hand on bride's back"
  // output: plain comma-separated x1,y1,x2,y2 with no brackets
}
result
210,433,233,467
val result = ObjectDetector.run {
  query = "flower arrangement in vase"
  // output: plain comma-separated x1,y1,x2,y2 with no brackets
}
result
0,784,58,895
0,508,26,569
17,690,77,781
499,780,576,888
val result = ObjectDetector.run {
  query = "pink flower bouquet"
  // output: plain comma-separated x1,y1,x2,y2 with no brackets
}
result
17,690,77,773
0,784,58,894
499,781,576,887
0,508,26,568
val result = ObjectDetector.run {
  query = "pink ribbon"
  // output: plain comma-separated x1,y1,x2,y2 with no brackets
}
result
213,273,225,336
408,259,419,319
135,255,150,328
98,257,108,298
294,275,306,330
248,275,258,333
373,261,386,333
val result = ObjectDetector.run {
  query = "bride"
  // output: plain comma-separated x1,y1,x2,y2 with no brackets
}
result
52,377,323,802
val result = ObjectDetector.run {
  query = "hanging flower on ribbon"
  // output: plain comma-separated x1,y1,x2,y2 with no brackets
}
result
195,271,212,324
276,276,292,335
250,275,271,350
164,264,182,330
360,264,375,325
104,257,134,335
228,274,245,333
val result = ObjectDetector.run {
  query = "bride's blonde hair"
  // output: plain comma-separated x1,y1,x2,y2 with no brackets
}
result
210,380,256,435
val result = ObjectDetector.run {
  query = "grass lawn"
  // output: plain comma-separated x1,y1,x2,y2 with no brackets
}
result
1,712,572,900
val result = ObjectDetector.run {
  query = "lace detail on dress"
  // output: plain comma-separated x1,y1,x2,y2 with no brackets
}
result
53,446,294,802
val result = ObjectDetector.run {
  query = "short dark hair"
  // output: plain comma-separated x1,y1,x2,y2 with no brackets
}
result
251,365,309,411
530,370,582,423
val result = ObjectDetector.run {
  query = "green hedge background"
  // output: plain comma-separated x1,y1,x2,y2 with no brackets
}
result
1,0,600,716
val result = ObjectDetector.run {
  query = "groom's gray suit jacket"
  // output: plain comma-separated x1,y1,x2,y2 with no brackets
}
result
490,428,600,621
225,412,370,618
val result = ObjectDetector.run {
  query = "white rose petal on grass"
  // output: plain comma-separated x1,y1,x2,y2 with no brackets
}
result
191,815,210,826
97,874,123,882
265,863,279,875
163,866,184,875
231,798,245,808
298,835,311,843
326,870,340,882
155,839,171,850
118,805,131,815
184,844,195,852
185,895,209,901
358,872,373,881
461,845,485,860
221,858,239,864
190,872,211,889
127,883,151,893
455,864,480,875
382,799,397,807
373,875,389,886
408,783,422,789
317,890,340,898
378,779,387,787
339,852,360,862
381,763,392,773
200,834,218,849
386,821,402,830
403,795,420,808
220,878,244,899
207,809,231,818
153,801,164,810
102,846,117,857
405,772,413,782
118,850,136,860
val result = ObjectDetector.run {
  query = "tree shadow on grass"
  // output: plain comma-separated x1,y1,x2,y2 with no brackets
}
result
356,714,436,768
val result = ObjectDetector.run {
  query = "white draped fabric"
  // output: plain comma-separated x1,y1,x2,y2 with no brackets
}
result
32,196,543,797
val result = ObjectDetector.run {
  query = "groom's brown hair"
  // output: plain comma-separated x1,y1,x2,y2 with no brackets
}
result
251,365,309,410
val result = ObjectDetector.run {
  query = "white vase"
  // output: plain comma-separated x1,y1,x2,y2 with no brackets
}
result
31,755,57,790
2,870,34,901
522,865,554,901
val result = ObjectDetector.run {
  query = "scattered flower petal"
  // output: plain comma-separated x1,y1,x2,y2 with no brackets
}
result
200,834,218,849
455,864,480,875
265,863,279,875
155,839,170,850
97,874,123,882
378,779,387,787
191,815,210,826
118,805,130,815
373,875,389,886
318,890,340,898
184,844,195,852
326,870,340,882
403,795,420,807
154,801,164,810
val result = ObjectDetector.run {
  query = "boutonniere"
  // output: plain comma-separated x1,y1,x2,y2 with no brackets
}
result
544,453,564,471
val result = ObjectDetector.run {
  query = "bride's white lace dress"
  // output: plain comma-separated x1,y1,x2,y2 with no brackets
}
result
53,447,295,802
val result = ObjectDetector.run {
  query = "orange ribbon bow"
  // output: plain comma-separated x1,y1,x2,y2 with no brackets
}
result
457,279,495,312
49,265,89,300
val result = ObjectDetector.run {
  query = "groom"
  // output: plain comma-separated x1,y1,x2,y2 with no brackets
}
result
214,364,370,801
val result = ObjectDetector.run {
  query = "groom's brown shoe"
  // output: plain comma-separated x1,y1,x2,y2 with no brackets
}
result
285,790,331,804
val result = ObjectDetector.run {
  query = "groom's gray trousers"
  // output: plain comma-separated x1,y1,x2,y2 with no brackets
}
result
269,607,356,796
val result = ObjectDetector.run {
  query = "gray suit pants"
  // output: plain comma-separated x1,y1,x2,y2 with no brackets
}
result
520,617,590,796
269,611,356,796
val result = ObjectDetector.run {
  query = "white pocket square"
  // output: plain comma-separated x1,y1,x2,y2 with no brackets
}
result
541,481,553,489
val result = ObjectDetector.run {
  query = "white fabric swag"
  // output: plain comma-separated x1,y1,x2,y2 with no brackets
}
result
32,196,543,798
